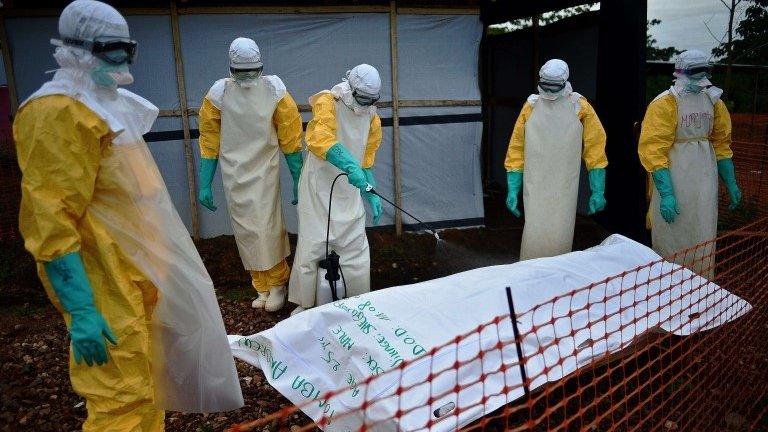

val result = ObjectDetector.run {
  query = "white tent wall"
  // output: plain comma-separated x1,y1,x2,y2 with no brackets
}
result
3,9,484,239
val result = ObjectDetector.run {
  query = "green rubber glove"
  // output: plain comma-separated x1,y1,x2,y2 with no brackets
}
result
717,158,741,210
362,168,382,225
506,171,523,217
587,168,607,215
284,151,304,205
198,157,218,212
652,168,679,223
325,143,368,192
44,252,117,367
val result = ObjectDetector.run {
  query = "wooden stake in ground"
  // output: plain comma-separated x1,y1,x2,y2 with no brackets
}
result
170,0,200,240
389,0,403,237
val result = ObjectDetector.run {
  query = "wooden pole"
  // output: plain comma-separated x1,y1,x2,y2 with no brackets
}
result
169,0,200,240
0,16,19,114
389,0,403,237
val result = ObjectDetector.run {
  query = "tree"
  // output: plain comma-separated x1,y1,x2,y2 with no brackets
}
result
712,0,768,65
487,3,598,34
646,19,682,61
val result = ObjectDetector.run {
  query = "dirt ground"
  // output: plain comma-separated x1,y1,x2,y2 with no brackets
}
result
0,196,611,431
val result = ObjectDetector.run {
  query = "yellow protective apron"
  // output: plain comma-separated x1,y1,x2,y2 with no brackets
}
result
520,95,583,260
219,79,291,271
288,91,371,308
650,88,718,277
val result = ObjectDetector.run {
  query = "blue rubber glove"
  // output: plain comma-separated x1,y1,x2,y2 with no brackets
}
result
284,151,304,205
506,171,523,217
362,168,382,225
717,158,741,210
325,143,368,192
587,168,607,215
198,157,218,212
652,168,679,223
44,252,117,367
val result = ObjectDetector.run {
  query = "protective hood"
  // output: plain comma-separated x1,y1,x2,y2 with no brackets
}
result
229,37,262,70
331,81,377,116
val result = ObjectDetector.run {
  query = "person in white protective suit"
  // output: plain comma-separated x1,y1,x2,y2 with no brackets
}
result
197,37,304,312
504,59,608,260
12,1,243,429
288,64,384,316
639,50,741,276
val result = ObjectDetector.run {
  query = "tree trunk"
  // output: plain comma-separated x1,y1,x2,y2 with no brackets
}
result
724,0,736,101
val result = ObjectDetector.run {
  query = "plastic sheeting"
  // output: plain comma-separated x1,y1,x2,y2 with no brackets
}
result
229,235,751,431
5,13,483,238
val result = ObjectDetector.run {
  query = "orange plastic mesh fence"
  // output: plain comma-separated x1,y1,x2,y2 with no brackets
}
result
228,216,768,432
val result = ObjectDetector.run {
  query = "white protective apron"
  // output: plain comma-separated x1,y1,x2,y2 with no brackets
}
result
24,77,244,412
651,88,718,277
520,95,583,260
219,79,290,271
289,91,371,308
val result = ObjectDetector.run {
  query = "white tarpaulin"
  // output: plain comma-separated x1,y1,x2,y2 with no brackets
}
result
230,235,751,431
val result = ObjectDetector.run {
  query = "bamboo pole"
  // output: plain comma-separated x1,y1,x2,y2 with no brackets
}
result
389,0,403,237
169,0,200,241
0,16,19,114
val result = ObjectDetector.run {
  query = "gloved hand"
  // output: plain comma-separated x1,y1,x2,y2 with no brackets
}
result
325,143,368,192
717,158,742,210
362,168,382,225
506,171,523,217
652,168,679,223
198,157,218,212
587,168,607,215
284,151,304,205
44,252,117,367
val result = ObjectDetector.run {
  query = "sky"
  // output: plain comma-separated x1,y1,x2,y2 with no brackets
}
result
648,0,748,58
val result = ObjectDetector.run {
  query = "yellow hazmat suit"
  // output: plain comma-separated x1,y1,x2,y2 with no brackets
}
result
198,84,302,294
639,86,733,273
504,94,607,259
288,90,382,310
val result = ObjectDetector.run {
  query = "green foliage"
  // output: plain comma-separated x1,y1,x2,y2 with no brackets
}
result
647,19,682,61
487,3,598,34
712,0,768,65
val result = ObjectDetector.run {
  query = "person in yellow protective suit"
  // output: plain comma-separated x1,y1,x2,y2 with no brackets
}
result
197,37,303,312
639,50,741,276
13,1,243,430
288,64,384,316
504,59,608,260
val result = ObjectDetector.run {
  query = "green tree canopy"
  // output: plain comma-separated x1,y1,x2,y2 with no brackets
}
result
646,19,681,61
712,0,768,65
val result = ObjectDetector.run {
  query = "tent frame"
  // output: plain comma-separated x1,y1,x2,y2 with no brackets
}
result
0,1,480,239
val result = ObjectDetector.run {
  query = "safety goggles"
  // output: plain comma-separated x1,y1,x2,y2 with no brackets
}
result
230,66,264,81
538,80,566,93
352,89,380,106
679,65,712,79
63,36,137,65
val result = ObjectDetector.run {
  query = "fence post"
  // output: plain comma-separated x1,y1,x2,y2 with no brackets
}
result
169,0,200,241
389,0,403,237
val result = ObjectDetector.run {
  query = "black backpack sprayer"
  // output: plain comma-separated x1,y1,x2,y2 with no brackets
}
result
318,173,441,305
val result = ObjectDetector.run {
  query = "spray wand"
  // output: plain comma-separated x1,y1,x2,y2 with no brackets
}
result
364,184,441,241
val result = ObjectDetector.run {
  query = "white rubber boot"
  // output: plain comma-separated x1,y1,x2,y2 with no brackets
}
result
265,286,286,312
290,306,306,316
251,291,269,309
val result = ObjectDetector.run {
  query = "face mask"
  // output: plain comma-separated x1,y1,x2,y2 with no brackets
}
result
684,82,705,94
91,60,133,89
